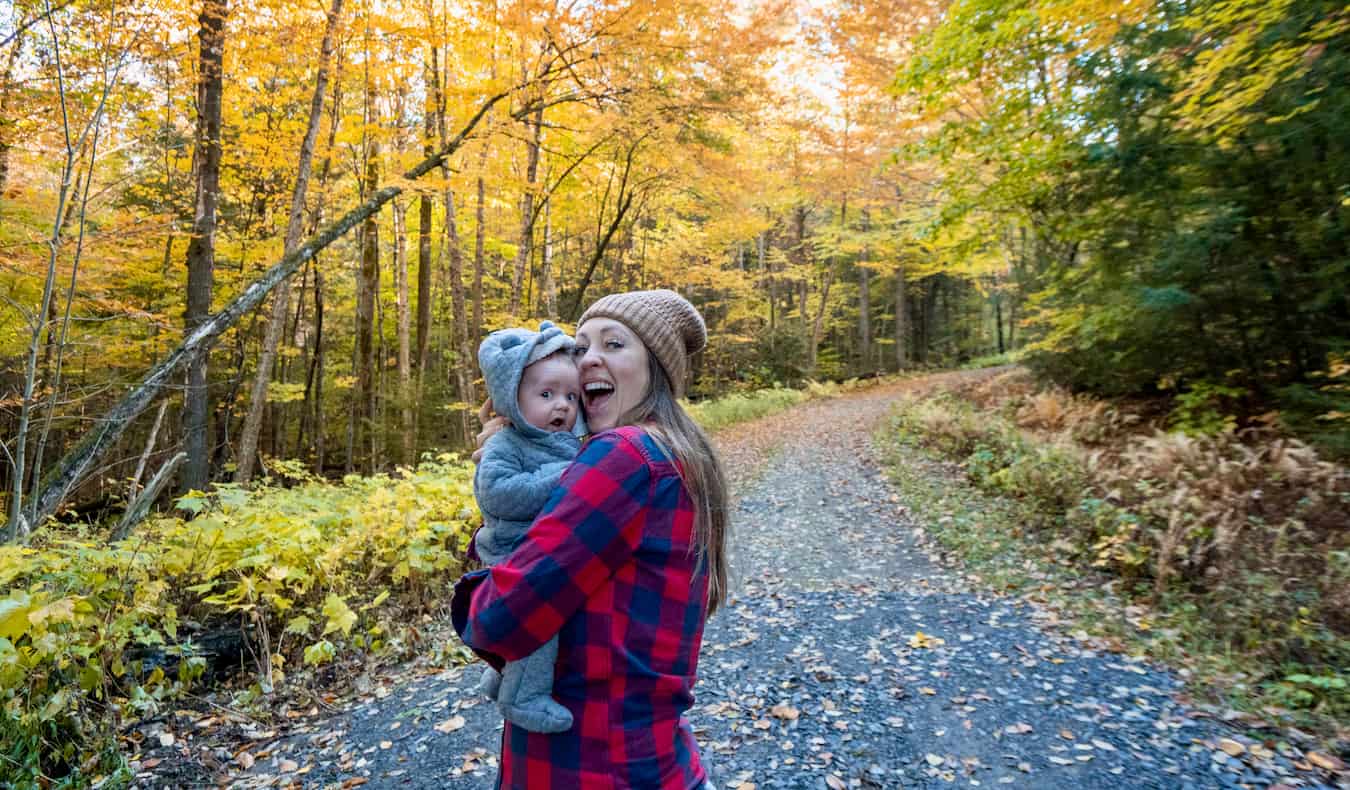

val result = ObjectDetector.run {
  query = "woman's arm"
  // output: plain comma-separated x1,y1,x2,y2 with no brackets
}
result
453,431,652,664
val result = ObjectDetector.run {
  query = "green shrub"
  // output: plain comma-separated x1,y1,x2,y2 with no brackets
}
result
1167,380,1243,436
0,456,478,787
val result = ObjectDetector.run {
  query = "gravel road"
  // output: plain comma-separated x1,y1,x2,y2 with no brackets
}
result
168,379,1344,789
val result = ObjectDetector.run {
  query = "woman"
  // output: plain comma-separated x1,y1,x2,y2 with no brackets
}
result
451,289,729,789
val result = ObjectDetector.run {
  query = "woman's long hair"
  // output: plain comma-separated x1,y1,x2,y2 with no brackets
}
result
620,354,730,615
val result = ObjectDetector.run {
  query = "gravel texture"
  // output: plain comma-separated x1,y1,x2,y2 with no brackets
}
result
145,379,1346,789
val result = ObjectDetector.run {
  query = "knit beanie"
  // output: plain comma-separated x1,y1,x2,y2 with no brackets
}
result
577,289,707,398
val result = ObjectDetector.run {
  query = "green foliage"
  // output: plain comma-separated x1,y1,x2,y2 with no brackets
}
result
686,387,808,432
1265,672,1350,719
901,0,1350,440
1166,381,1244,437
0,457,477,787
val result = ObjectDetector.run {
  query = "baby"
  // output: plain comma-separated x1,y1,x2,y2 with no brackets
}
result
472,321,584,734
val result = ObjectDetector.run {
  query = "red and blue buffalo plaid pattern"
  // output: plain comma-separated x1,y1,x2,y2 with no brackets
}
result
451,426,710,789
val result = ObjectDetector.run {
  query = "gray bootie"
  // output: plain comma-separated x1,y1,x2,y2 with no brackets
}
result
478,666,502,700
500,695,573,734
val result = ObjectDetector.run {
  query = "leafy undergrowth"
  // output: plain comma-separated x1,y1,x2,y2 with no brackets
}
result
878,369,1350,744
0,457,478,788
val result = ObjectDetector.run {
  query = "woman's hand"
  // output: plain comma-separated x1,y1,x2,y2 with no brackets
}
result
472,398,510,463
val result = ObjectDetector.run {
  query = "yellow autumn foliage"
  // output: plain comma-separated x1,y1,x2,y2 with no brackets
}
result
0,456,478,768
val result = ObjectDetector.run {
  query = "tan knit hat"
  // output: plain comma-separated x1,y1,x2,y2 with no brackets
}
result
578,289,707,398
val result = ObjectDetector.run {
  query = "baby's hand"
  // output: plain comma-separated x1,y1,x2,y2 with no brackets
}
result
471,398,510,463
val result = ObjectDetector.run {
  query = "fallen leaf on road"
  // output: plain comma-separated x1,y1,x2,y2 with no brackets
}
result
909,631,945,649
435,715,467,733
1218,738,1245,757
770,702,799,720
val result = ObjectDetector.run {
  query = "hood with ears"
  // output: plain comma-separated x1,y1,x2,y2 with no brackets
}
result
477,321,586,441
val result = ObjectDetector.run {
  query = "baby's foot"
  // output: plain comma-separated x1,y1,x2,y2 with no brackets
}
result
501,696,573,734
478,667,502,700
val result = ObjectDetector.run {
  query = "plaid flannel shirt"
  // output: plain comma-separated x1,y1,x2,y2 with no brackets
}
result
452,426,710,790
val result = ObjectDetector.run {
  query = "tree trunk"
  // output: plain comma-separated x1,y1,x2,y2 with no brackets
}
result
894,264,908,370
179,0,229,494
859,263,870,374
355,146,379,474
540,197,557,320
473,167,487,342
0,26,24,199
994,291,1005,354
394,199,414,464
112,453,187,542
809,268,834,376
310,264,326,471
416,183,433,376
509,103,544,318
234,0,342,484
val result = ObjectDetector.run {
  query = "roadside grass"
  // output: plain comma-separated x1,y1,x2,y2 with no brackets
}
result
687,376,900,433
876,376,1350,745
686,387,808,432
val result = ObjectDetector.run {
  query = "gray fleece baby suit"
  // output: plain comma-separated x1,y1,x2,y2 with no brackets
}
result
472,321,584,734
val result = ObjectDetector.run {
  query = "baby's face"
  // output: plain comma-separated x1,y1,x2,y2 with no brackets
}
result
517,354,581,433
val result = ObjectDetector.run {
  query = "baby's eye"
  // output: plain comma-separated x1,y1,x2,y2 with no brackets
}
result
540,390,552,399
566,393,578,402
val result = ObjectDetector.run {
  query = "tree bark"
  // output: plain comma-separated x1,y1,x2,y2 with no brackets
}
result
859,263,870,374
180,0,229,494
473,165,487,342
994,291,1005,354
894,264,908,369
112,453,187,542
128,400,170,503
809,268,834,375
416,170,433,374
355,145,380,474
394,199,414,464
234,0,342,484
540,197,557,320
509,103,544,318
858,210,871,374
0,26,24,199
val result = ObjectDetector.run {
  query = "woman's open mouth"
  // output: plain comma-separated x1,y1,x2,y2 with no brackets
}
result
584,381,615,412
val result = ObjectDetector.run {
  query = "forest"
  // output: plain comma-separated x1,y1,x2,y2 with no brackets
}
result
2,0,1347,528
0,0,1347,782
